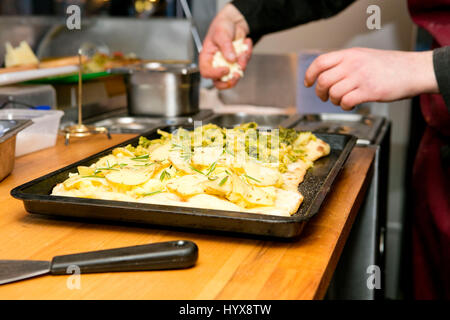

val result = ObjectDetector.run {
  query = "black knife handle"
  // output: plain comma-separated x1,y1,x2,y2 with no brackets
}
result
50,240,198,275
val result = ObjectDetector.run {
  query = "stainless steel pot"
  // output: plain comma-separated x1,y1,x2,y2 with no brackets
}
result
112,62,200,117
0,119,32,182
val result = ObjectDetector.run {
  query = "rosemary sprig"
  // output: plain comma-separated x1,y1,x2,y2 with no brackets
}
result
243,174,261,183
218,175,229,186
140,190,162,197
95,167,119,173
189,165,205,175
171,143,192,161
224,148,235,156
94,161,127,174
160,170,171,181
205,160,217,176
131,154,150,161
133,163,153,167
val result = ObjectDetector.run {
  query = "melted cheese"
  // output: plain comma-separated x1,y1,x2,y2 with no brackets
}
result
5,41,39,68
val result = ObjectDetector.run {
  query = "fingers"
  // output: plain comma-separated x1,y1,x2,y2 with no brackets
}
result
315,66,346,102
237,38,253,71
213,72,241,90
340,89,366,110
304,51,343,87
199,39,229,79
328,79,358,105
212,27,237,62
235,26,248,41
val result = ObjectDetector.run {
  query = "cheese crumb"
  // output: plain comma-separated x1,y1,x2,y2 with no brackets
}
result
5,41,39,68
212,38,249,82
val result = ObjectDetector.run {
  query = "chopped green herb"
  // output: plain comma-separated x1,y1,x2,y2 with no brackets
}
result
224,148,235,156
218,175,229,186
131,154,149,161
206,161,217,176
208,176,219,181
189,165,205,175
141,190,162,197
243,174,261,183
95,167,119,172
159,170,171,181
133,163,153,167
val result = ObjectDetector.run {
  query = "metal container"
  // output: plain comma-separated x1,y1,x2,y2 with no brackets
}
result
85,109,213,134
0,120,32,182
113,62,200,117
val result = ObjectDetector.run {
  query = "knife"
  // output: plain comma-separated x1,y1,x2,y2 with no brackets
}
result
0,240,198,285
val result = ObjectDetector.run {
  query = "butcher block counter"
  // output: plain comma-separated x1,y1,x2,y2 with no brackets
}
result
0,134,375,300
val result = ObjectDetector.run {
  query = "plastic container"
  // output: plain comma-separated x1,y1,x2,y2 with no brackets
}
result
0,109,64,157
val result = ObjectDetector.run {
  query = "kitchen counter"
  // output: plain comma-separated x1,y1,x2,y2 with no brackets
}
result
0,134,375,300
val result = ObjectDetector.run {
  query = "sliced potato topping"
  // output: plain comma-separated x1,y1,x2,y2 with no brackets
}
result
166,174,207,198
242,161,282,186
106,168,150,187
52,123,330,217
192,146,224,167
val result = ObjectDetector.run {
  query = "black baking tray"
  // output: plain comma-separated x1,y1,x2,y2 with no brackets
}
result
11,125,356,239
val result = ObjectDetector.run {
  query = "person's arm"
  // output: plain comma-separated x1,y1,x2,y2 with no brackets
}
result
199,0,355,89
433,46,450,112
232,0,355,43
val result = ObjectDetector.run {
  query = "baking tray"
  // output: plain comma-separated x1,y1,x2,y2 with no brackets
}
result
205,113,299,130
11,125,356,238
291,113,385,145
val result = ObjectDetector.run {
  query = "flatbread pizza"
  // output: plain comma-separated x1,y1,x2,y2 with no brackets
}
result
52,123,330,217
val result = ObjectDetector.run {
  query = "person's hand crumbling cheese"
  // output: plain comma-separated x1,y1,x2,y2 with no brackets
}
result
212,38,249,82
4,41,39,68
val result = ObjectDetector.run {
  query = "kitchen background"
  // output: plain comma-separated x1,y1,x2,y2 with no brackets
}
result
0,0,422,299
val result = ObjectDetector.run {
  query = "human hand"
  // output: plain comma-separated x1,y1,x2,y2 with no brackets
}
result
304,48,439,110
199,4,253,89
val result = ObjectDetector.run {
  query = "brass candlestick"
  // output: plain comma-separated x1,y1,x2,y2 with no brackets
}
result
63,50,111,145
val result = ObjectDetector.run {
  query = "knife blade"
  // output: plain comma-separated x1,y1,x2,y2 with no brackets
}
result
0,240,198,285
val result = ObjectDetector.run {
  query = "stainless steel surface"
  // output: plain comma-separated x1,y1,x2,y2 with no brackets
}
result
327,147,380,299
0,260,50,285
293,113,385,145
36,17,194,61
218,54,298,108
0,119,32,143
206,113,296,129
118,63,200,117
85,109,213,134
326,119,390,300
0,119,33,181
